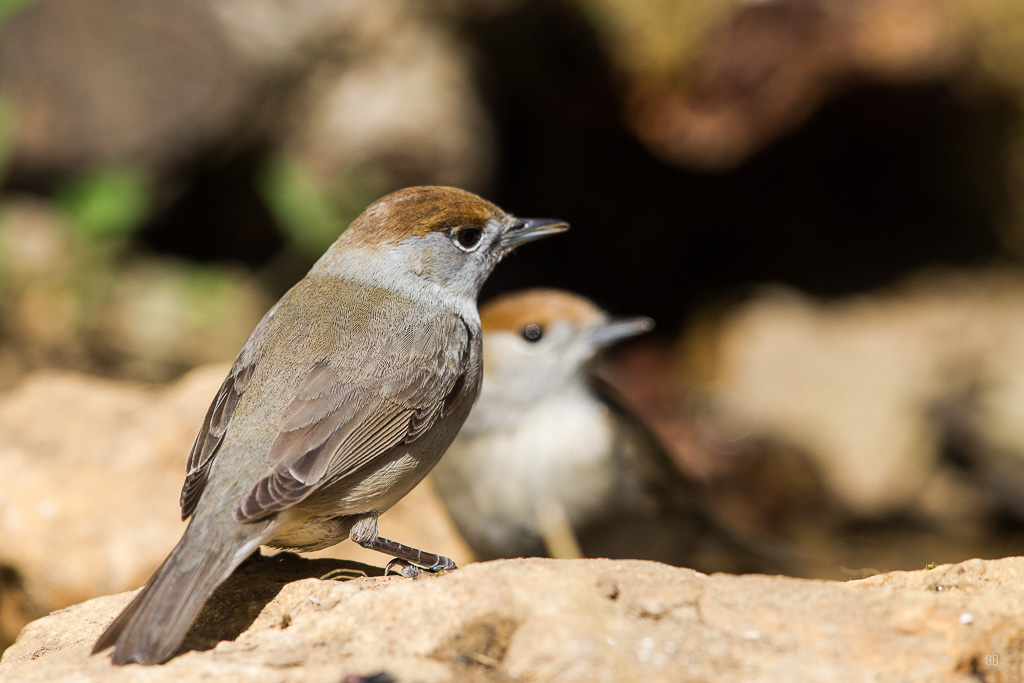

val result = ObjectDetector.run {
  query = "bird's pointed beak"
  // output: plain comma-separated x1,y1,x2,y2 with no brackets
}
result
500,217,569,250
586,316,655,348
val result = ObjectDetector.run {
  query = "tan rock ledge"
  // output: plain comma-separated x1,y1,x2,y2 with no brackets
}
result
2,555,1023,682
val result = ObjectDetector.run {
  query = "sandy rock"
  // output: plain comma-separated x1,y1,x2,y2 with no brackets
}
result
0,369,209,618
3,555,1024,681
0,366,472,650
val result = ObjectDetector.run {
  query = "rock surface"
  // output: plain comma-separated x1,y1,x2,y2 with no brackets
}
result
0,366,472,651
3,555,1024,682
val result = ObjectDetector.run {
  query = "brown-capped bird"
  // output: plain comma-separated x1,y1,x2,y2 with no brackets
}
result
433,289,782,573
93,187,567,665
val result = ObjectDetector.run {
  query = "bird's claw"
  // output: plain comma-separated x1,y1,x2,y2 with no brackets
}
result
384,558,421,578
383,557,457,578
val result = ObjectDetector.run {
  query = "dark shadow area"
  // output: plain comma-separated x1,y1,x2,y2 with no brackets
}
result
802,516,1024,580
0,563,39,653
178,553,383,657
138,148,285,267
469,1,1015,333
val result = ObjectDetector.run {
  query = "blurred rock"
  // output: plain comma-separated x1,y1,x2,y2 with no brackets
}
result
0,197,272,385
0,366,471,652
0,0,251,178
0,198,85,387
4,555,1024,681
0,368,205,650
273,0,495,194
92,257,273,380
208,0,358,75
683,269,1024,522
572,0,972,169
0,0,495,194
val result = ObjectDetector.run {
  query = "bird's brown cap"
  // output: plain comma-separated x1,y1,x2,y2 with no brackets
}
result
344,186,504,246
481,288,607,333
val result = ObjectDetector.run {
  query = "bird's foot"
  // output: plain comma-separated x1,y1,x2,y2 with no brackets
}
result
384,558,422,578
349,519,457,578
383,556,457,578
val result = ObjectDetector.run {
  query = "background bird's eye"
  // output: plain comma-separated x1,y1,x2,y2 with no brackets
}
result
522,323,543,342
452,226,483,251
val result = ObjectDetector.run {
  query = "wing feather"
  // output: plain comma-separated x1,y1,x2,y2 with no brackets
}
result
233,312,473,523
179,359,257,520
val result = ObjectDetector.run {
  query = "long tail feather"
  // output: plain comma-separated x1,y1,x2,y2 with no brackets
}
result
93,521,265,665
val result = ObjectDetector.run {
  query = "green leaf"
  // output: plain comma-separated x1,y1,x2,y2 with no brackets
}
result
258,157,346,258
0,0,34,26
259,157,384,259
0,96,15,184
57,166,150,243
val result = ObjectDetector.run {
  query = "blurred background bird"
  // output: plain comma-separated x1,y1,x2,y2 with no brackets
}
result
433,288,786,574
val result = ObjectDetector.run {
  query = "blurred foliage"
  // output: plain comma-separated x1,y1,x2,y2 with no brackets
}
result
569,0,727,81
93,257,270,379
259,157,345,259
0,0,32,26
0,96,13,183
55,166,150,244
0,197,270,387
953,0,1024,258
259,156,384,260
0,161,263,386
954,0,1024,93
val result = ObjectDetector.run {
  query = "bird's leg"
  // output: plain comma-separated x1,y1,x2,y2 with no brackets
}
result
374,537,457,576
349,514,457,577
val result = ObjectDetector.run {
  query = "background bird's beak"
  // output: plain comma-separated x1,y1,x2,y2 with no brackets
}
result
586,316,655,348
501,217,569,250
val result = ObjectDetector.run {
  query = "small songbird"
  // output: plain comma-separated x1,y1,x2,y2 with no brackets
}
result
433,289,778,573
93,187,567,665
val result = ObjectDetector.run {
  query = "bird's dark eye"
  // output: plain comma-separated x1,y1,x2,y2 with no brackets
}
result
452,226,483,251
522,324,543,342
